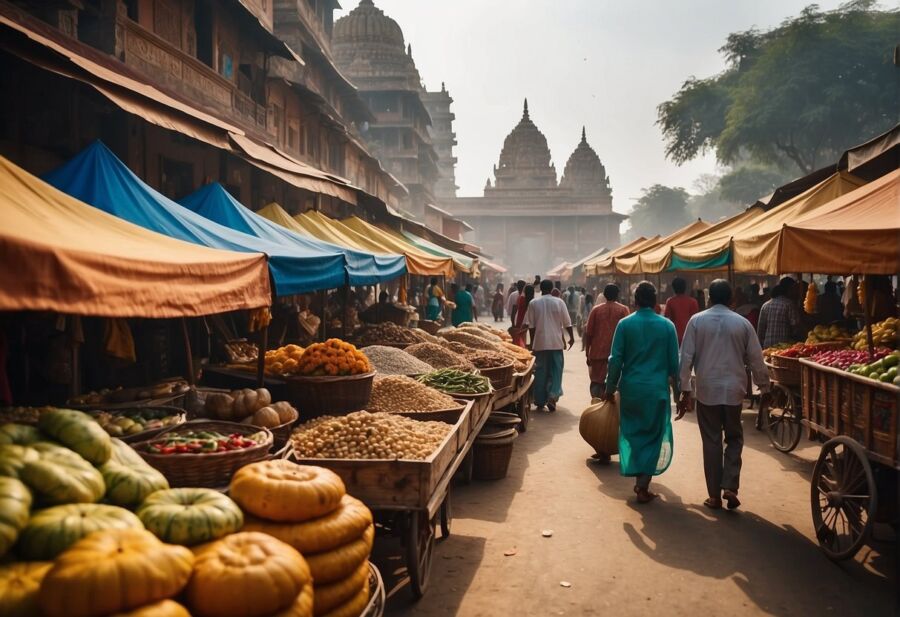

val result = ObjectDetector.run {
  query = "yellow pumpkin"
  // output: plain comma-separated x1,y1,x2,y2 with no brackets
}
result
242,494,372,555
305,524,374,584
319,583,370,617
313,561,369,616
271,582,313,617
39,528,194,617
109,599,191,617
229,460,345,523
0,562,52,617
186,531,310,617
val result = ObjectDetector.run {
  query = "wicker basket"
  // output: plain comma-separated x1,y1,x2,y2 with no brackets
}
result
88,406,186,444
472,426,518,480
284,372,375,418
486,411,522,430
134,420,272,488
477,363,515,390
267,407,299,451
765,360,800,386
363,562,386,617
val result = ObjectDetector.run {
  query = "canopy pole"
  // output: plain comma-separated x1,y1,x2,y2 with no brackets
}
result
319,290,327,342
255,324,268,388
862,275,875,359
180,318,195,386
340,285,350,340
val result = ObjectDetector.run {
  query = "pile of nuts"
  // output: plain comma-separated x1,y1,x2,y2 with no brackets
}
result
355,322,422,346
367,375,457,413
441,330,500,351
290,411,451,460
405,343,476,371
362,345,434,376
467,351,512,369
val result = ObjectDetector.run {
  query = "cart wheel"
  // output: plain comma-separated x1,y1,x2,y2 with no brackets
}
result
764,384,802,453
405,510,435,599
517,394,530,432
440,490,452,539
810,436,877,561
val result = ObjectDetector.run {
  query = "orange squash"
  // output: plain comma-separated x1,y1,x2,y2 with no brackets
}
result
305,524,374,584
39,528,194,617
313,561,369,615
186,531,310,617
109,599,191,617
230,460,345,523
319,583,370,617
271,582,313,617
242,494,372,554
0,562,52,617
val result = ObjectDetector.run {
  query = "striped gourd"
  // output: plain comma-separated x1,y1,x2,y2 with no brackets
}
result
38,409,112,465
100,439,168,508
0,477,32,557
20,442,105,505
137,488,243,546
18,503,143,561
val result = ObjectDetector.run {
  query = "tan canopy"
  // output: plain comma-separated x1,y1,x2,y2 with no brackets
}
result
0,156,271,317
614,219,711,274
586,236,661,275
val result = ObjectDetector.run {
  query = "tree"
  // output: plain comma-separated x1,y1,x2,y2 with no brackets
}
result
626,185,692,239
657,2,900,174
717,165,789,204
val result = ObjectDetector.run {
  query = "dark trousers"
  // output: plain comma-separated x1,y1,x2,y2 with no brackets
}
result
696,402,744,498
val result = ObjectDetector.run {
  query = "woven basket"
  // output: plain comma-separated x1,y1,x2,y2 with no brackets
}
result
477,363,515,390
765,360,800,386
472,426,518,480
134,420,272,488
486,411,522,430
88,406,186,444
363,562,386,617
284,372,375,417
266,407,299,452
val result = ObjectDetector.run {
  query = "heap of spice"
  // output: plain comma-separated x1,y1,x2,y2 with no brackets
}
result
362,345,434,376
367,375,457,413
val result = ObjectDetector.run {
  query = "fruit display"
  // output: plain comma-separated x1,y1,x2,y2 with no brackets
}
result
68,380,190,406
264,344,306,376
290,411,452,460
0,422,42,446
808,348,892,370
418,368,491,395
803,282,818,314
100,438,169,508
296,339,372,377
361,345,434,375
21,442,106,505
851,317,898,350
138,429,268,455
0,406,53,425
772,343,823,359
38,408,112,465
762,342,793,359
0,561,52,617
846,351,900,385
405,342,476,371
186,531,311,617
204,388,298,429
91,408,183,438
367,375,457,413
38,528,194,617
230,460,345,523
224,340,258,364
0,477,31,556
136,488,243,546
17,503,143,561
805,324,851,344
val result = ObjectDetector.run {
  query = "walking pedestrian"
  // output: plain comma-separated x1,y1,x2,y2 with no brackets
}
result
552,281,562,297
451,283,476,326
584,284,630,403
425,277,444,322
526,279,575,413
507,280,525,325
663,277,699,344
603,281,679,503
473,283,485,318
491,283,505,322
677,279,771,510
512,284,535,347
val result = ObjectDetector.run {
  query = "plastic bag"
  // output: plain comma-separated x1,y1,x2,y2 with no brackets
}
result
579,397,619,456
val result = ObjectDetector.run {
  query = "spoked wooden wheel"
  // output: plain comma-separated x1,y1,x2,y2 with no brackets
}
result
764,384,802,453
439,490,452,539
404,510,436,599
517,392,530,432
810,436,877,561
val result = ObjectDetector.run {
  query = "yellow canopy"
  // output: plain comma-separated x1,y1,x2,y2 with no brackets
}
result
377,224,476,275
615,219,712,274
582,236,648,275
339,216,456,277
588,236,661,275
0,156,271,317
667,207,765,271
762,168,898,274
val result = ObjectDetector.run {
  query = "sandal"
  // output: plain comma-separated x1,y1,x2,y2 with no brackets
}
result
723,490,741,510
703,497,723,510
635,488,659,504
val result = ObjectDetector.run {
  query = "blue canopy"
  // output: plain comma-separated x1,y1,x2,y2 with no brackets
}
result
43,141,348,296
179,183,406,286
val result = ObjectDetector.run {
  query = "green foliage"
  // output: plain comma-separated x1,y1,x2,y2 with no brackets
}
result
658,2,900,173
627,184,692,239
717,165,789,204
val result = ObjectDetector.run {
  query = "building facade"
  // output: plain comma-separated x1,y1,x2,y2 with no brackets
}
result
422,83,458,201
447,101,625,277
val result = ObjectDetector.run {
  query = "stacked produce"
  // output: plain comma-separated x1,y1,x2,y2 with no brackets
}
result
807,347,897,384
457,326,503,343
0,406,52,425
264,344,306,376
442,330,531,372
204,388,298,429
418,369,491,395
137,429,269,455
467,352,513,370
803,283,818,314
295,339,371,377
68,380,190,406
291,411,451,460
851,317,897,350
90,408,182,438
441,330,500,352
405,342,476,371
233,460,373,616
805,324,851,344
455,322,513,342
367,375,457,413
771,343,823,359
847,352,900,385
137,488,243,546
762,342,793,359
362,345,433,376
355,322,422,346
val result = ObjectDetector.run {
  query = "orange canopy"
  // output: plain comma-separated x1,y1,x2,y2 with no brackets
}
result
0,155,271,317
582,237,648,275
339,216,456,277
587,236,661,275
615,219,711,274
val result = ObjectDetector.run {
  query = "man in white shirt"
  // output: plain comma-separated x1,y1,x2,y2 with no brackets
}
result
526,279,575,412
506,280,525,325
677,279,770,511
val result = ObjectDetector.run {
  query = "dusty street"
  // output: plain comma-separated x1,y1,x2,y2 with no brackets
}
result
377,346,897,617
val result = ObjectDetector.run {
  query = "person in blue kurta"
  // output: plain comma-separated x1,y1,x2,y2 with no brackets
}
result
603,281,680,503
425,277,444,321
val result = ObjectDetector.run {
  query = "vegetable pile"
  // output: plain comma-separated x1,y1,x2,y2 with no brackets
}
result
367,375,457,413
361,345,433,375
805,324,851,344
290,411,452,460
139,430,268,455
91,408,182,438
204,388,297,429
297,339,371,376
851,317,897,350
772,343,823,359
808,348,892,370
418,369,491,394
405,342,476,371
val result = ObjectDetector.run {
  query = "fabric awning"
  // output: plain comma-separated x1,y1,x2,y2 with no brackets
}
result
479,259,508,274
666,208,764,271
180,184,406,286
582,237,648,274
741,169,898,275
569,247,609,273
393,228,476,274
587,236,660,275
339,217,456,277
0,155,270,317
546,262,572,279
615,219,711,275
43,141,349,295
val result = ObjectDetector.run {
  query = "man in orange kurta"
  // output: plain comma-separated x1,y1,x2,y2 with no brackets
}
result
584,284,630,399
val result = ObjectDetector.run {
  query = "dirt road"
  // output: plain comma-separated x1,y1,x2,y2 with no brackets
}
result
374,346,896,616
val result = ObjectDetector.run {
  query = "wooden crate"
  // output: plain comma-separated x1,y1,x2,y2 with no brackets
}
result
394,400,472,454
799,358,899,469
286,405,467,510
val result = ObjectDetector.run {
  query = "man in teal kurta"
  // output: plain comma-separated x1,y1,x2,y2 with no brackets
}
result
451,283,475,326
604,281,680,503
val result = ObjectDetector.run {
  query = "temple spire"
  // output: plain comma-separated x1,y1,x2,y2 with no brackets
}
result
581,126,587,143
522,98,529,120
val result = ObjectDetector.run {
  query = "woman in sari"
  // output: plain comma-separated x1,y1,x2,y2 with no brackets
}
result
425,277,444,322
512,285,535,347
603,281,679,504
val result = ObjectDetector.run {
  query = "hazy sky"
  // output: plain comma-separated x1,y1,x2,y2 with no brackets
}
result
337,1,845,216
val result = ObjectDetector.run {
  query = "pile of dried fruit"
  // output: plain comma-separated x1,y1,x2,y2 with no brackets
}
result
405,342,476,371
290,411,451,460
367,375,457,413
467,352,512,369
362,345,434,376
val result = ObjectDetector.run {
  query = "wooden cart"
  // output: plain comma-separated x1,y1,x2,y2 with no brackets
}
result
798,358,899,560
493,358,535,431
762,357,804,453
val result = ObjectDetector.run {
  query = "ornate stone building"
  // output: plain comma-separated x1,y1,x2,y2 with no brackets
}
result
422,83,458,200
332,0,438,219
448,101,624,277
